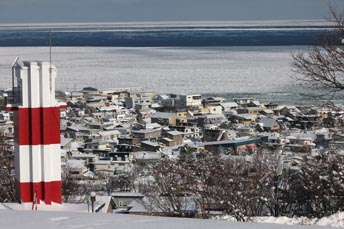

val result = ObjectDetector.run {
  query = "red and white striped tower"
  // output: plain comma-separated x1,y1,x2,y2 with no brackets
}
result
7,61,66,205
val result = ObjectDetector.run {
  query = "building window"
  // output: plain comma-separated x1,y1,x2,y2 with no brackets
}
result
118,201,123,207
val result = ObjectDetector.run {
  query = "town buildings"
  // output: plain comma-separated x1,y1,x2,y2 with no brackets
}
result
0,85,343,213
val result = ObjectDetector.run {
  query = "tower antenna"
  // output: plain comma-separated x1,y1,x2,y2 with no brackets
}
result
49,29,52,66
49,29,52,91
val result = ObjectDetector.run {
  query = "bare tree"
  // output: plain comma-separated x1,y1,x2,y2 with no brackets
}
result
292,7,344,101
211,152,281,221
143,158,195,216
298,154,344,218
61,169,87,203
187,151,222,218
142,144,344,219
0,167,15,202
105,174,132,195
0,133,15,202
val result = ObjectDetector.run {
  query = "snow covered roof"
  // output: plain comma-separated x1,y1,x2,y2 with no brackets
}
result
262,109,274,114
111,192,144,198
235,113,255,120
201,114,226,119
151,112,175,119
248,100,261,106
92,160,112,165
208,96,226,101
158,94,170,100
145,123,161,129
258,117,277,128
67,124,90,132
98,130,121,136
139,108,156,114
66,160,86,169
167,130,184,136
141,141,160,147
127,200,148,213
60,137,73,147
220,102,239,108
132,128,161,134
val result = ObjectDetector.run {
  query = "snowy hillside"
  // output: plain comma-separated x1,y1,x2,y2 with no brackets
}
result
0,207,338,229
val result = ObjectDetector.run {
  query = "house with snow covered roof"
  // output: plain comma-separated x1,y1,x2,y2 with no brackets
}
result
66,124,93,142
229,113,256,125
137,108,156,119
220,102,239,112
151,112,177,126
203,97,227,106
170,125,202,139
197,114,226,127
0,111,10,121
90,159,114,176
125,95,153,110
237,126,256,137
280,106,301,116
247,100,264,108
260,109,274,118
233,98,255,106
140,140,162,152
164,130,184,142
118,136,140,146
256,117,283,132
199,137,262,155
285,136,316,153
60,136,73,150
109,192,144,212
201,105,223,115
132,128,162,140
258,132,284,150
0,122,13,138
97,130,121,142
203,129,230,142
238,106,266,115
295,114,322,130
66,159,89,177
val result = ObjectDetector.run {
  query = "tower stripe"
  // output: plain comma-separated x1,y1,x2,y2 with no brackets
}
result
15,107,61,145
16,180,62,204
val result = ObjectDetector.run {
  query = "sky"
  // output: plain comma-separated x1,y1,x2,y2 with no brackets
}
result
0,0,344,23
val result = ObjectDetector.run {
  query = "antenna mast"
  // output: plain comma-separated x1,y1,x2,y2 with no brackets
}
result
49,29,52,66
49,29,52,91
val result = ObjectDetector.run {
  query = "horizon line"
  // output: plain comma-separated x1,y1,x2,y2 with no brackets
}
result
0,19,333,27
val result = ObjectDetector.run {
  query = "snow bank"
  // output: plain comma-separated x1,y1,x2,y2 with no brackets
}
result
0,208,334,229
219,212,344,228
316,212,344,228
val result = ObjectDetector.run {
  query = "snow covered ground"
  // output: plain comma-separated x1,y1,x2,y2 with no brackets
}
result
0,206,339,229
0,46,300,94
1,202,343,228
219,213,344,228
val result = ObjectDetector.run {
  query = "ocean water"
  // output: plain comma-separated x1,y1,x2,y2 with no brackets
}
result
0,21,340,105
0,21,334,47
0,46,310,104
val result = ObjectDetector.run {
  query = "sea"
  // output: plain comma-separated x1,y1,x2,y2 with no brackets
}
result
0,20,341,105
